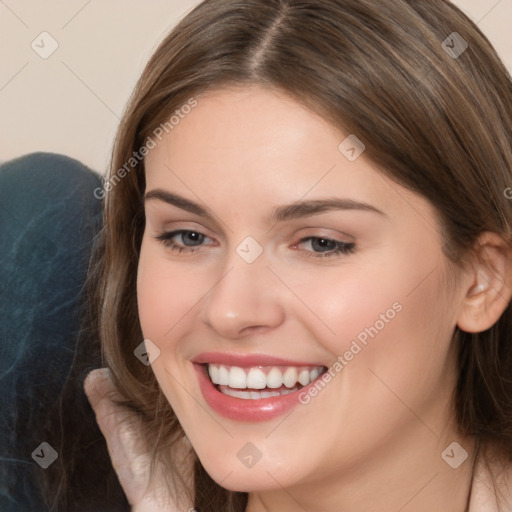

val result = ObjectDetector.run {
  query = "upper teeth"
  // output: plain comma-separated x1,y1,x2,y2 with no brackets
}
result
207,364,324,389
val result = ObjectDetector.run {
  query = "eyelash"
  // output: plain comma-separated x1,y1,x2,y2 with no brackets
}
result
154,230,356,258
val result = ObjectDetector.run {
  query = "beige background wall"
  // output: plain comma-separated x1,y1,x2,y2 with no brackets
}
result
1,0,511,174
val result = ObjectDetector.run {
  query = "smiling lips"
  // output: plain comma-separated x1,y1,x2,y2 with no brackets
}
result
192,353,328,421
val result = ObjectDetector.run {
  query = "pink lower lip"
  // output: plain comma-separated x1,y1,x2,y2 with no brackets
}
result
194,364,313,422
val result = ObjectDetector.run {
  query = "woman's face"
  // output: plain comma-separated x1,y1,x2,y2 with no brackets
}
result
138,86,469,498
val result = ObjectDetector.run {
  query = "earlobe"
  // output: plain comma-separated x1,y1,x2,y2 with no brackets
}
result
456,232,512,334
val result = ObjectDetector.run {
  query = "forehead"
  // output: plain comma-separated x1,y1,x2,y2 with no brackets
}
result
143,85,437,231
145,85,341,175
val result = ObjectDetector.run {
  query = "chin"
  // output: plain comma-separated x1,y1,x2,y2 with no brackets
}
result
197,453,302,493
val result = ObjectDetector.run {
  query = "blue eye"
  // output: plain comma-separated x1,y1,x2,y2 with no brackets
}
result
155,230,212,253
154,231,356,258
296,237,356,258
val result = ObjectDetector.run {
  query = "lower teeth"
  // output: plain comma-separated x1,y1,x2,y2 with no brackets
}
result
217,384,302,400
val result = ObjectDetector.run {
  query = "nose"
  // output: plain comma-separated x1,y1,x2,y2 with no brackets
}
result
199,254,286,339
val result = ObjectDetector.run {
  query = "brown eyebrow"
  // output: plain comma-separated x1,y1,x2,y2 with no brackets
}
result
145,189,208,217
269,198,386,222
144,189,386,223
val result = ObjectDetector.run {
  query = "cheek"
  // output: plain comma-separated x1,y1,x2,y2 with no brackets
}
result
136,241,202,415
137,240,204,342
288,261,409,358
302,249,456,385
334,259,456,420
287,259,457,466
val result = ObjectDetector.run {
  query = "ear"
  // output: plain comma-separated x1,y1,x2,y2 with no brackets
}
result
457,232,512,333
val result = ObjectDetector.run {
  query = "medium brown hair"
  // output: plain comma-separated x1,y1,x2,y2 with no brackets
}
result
46,0,512,510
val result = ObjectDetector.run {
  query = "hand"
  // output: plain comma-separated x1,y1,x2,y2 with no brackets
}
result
84,368,195,511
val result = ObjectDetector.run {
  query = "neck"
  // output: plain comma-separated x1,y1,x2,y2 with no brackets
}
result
246,428,478,512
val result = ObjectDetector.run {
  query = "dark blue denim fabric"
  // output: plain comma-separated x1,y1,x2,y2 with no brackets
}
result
0,153,102,511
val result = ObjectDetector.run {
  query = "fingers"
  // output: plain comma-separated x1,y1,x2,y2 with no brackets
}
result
84,367,132,438
83,369,195,509
83,367,144,449
84,368,119,408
